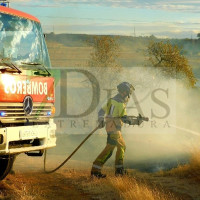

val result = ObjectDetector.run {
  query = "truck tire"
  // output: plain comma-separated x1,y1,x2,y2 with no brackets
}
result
0,155,16,180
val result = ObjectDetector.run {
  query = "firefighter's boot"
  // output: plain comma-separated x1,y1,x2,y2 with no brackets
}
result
115,167,128,176
91,171,106,178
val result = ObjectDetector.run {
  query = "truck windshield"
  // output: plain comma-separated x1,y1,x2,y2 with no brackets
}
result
0,12,51,71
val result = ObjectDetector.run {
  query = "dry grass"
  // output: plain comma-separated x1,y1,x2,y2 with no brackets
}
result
161,150,200,181
0,169,181,200
0,174,45,200
11,183,39,200
0,155,182,200
62,168,178,200
108,176,177,200
0,182,11,199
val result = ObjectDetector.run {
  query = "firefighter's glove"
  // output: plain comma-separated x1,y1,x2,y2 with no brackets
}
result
98,117,105,128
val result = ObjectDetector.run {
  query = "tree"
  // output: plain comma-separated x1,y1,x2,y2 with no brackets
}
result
88,36,121,68
87,36,122,88
197,33,200,39
147,41,197,87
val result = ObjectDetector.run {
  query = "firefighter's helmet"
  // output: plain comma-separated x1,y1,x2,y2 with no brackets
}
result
117,82,135,97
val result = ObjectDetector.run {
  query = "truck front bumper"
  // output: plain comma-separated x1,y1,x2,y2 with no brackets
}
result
0,119,56,155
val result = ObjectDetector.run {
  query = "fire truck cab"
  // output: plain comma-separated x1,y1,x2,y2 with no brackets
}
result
0,2,56,180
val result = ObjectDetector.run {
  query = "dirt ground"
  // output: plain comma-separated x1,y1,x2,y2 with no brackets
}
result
0,154,199,200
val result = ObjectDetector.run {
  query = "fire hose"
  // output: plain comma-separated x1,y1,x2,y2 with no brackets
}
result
44,116,200,174
44,125,100,173
44,115,149,173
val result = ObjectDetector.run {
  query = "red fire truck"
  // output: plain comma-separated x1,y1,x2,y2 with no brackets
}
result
0,2,56,180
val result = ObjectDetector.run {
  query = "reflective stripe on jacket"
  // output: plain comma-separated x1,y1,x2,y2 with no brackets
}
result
100,94,127,131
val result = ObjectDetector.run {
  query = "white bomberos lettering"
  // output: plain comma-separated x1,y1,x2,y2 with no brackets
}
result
4,80,48,95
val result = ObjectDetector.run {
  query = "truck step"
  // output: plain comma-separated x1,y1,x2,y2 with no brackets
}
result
25,151,44,157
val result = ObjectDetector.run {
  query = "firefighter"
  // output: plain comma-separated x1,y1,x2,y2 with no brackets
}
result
91,82,141,178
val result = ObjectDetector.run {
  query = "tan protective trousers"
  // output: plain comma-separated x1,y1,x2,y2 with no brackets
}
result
91,131,126,173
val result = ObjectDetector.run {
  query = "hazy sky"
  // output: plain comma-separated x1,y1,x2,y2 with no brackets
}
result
10,0,200,38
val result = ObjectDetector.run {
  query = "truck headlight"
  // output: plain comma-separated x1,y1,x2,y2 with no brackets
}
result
0,112,6,117
47,111,52,116
47,106,56,116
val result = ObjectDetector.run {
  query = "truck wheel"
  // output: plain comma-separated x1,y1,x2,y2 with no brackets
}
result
0,155,15,180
